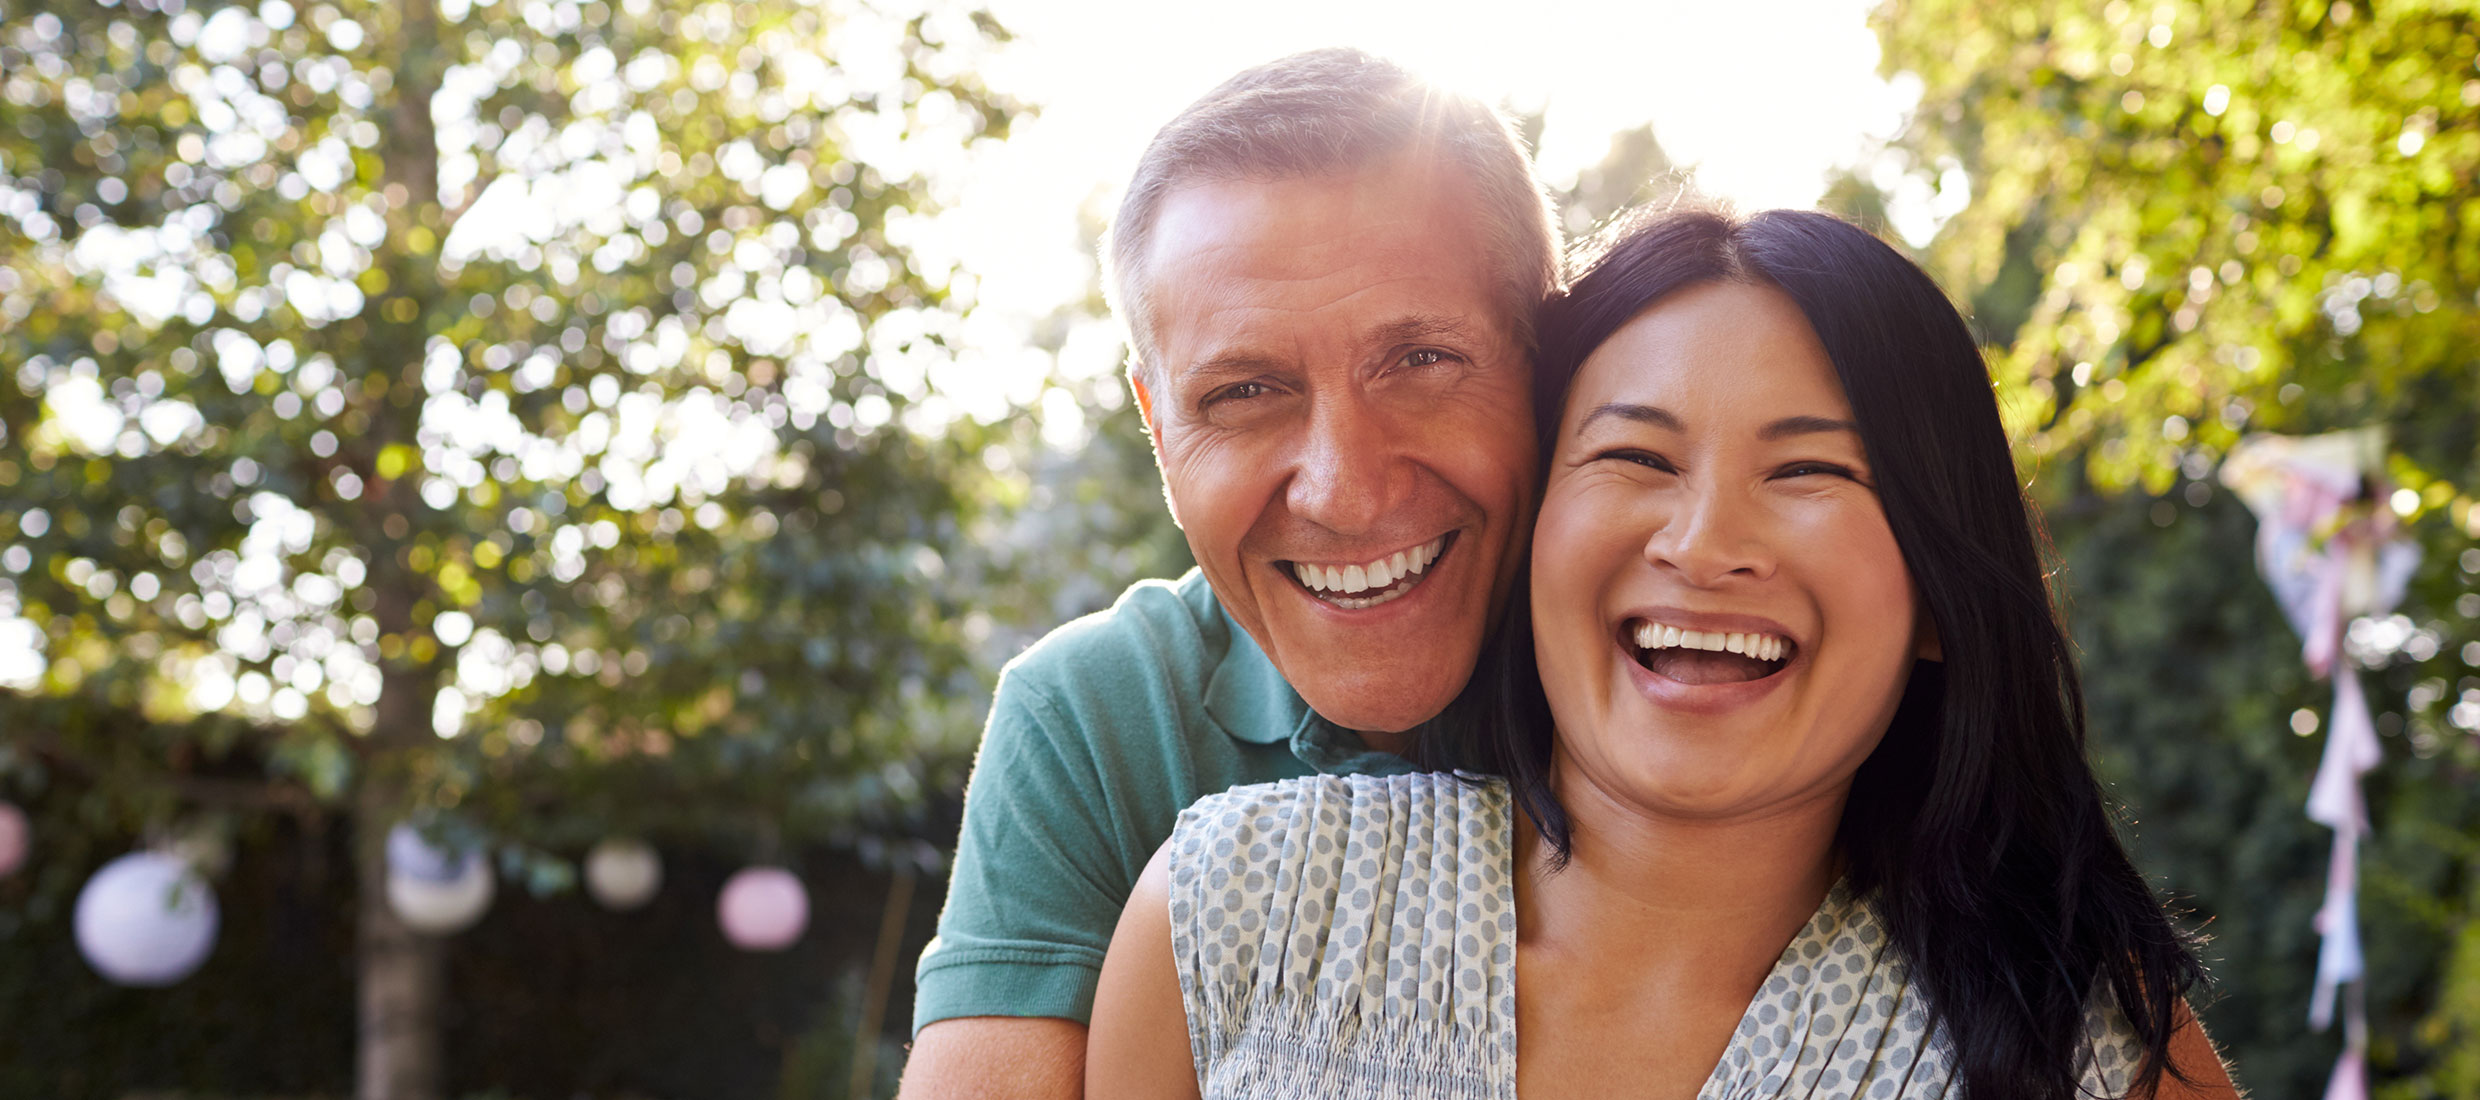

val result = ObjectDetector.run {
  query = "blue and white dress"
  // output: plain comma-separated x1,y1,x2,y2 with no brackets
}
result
1164,771,2149,1099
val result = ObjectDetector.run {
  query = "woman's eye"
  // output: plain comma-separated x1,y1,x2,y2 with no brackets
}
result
1776,461,1859,481
1594,448,1676,473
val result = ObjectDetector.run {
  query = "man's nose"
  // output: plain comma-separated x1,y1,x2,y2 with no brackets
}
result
1284,395,1410,537
1641,482,1773,586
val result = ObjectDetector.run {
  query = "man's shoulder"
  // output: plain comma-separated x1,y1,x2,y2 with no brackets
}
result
999,570,1230,705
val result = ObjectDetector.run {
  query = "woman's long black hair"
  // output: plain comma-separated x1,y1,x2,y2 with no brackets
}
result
1419,207,2206,1098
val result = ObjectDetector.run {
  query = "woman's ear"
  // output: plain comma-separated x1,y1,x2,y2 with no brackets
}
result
1913,600,1943,662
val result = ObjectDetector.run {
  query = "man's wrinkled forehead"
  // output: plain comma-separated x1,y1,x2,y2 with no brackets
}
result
1137,165,1521,364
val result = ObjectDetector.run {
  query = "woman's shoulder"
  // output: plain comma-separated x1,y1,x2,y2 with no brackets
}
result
1166,769,1520,1083
2075,988,2156,1097
1174,770,1508,841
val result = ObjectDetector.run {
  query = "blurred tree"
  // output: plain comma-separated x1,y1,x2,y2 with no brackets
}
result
1878,0,2480,505
0,0,1021,1095
1874,0,2480,1094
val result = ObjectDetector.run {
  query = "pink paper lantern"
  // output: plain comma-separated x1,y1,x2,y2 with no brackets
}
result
0,802,27,878
717,865,808,951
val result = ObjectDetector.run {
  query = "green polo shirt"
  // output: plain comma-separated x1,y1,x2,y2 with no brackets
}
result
911,569,1417,1031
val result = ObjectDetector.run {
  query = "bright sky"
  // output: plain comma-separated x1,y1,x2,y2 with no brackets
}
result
948,0,1920,337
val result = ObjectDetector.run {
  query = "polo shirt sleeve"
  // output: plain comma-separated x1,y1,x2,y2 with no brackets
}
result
912,667,1133,1030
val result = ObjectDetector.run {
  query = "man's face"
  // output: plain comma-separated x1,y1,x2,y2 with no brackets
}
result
1134,156,1537,734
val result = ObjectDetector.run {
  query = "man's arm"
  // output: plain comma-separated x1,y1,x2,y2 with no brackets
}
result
897,667,1150,1098
899,1017,1085,1100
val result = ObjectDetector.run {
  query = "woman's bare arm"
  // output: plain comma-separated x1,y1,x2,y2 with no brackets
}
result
1085,844,1203,1100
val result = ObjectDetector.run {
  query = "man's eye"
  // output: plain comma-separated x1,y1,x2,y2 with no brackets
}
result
1206,381,1269,405
1398,348,1456,370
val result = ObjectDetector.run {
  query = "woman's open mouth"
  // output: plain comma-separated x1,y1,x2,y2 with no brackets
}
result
1281,532,1456,611
1620,617,1795,685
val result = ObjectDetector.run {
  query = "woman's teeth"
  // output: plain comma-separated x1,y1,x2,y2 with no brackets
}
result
1291,535,1448,608
1627,620,1791,663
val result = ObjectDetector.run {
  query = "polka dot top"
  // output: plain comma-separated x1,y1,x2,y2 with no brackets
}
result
1163,771,2150,1099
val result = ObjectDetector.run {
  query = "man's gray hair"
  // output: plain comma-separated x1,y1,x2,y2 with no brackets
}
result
1103,48,1562,381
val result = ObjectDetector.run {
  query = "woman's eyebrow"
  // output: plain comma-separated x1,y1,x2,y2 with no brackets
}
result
1758,415,1861,440
1573,405,1859,440
1576,402,1683,434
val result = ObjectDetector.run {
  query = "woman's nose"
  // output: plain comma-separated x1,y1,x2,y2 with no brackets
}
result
1641,484,1774,587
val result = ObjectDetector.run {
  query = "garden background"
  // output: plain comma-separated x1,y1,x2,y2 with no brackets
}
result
2,0,2478,1096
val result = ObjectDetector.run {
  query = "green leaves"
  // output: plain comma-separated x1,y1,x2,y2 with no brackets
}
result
1880,1,2480,1093
0,0,1029,882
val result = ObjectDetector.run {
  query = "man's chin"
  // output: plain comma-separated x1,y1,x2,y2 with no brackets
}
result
1289,675,1468,738
1249,580,1489,738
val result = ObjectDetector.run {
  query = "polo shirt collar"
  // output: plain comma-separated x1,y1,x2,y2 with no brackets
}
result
1205,601,1416,777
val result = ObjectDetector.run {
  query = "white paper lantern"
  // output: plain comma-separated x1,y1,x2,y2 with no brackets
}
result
584,838,662,911
75,852,219,986
717,865,807,951
385,825,494,935
386,823,467,882
0,801,27,878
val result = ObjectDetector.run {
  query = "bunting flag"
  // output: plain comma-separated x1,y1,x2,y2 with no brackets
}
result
2221,428,2418,1098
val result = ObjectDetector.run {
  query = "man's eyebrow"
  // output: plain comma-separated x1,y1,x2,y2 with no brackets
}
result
1368,313,1477,346
1576,403,1684,434
1185,350,1287,379
1758,415,1861,440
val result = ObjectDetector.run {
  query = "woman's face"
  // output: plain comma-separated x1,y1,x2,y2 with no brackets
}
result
1532,279,1933,826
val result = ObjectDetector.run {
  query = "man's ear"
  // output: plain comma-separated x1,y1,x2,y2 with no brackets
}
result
1129,368,1183,531
1129,368,1157,437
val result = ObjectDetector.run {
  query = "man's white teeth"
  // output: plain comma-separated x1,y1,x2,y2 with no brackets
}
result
1628,620,1790,662
1293,536,1446,595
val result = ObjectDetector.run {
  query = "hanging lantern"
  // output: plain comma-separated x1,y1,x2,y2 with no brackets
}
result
385,824,495,935
584,838,662,911
74,851,219,986
2223,428,2420,1100
717,865,807,951
0,801,27,878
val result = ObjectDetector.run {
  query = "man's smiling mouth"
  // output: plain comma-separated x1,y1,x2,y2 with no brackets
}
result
1280,532,1455,611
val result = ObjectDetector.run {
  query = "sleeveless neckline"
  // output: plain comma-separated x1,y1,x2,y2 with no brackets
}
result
1167,771,2145,1099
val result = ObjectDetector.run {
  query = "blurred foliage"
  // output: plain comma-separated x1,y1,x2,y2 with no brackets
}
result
1876,0,2480,507
0,0,1148,1092
0,0,1025,861
1876,0,2480,1095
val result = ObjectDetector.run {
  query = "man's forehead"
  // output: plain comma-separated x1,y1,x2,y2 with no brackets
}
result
1139,168,1513,369
1149,182,1455,273
1170,306,1502,379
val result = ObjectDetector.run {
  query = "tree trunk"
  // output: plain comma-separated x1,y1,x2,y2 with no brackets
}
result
359,0,446,1093
356,771,443,1100
849,863,919,1098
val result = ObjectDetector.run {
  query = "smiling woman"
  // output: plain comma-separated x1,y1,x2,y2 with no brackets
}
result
1529,278,1933,822
1085,208,2237,1099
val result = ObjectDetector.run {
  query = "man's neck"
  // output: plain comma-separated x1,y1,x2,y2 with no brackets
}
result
1354,726,1412,757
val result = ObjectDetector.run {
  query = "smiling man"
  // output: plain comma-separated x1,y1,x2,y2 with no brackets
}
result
896,49,1559,1098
